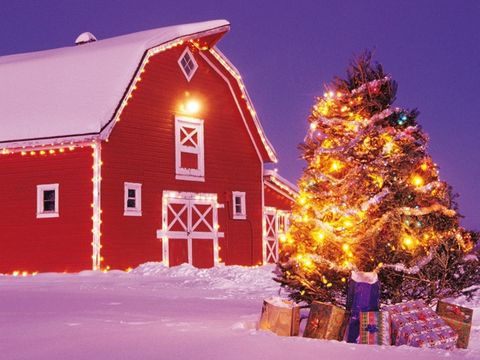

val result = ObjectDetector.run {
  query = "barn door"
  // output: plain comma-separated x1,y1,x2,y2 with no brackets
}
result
264,207,278,263
157,191,221,268
264,208,291,264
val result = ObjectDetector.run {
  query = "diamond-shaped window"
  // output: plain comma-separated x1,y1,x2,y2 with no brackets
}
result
178,48,198,82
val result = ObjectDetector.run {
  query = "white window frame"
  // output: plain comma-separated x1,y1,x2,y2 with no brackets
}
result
232,191,246,220
124,182,142,216
178,47,198,82
175,116,205,182
36,183,59,218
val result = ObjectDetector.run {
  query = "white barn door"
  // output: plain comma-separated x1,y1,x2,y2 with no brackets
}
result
264,207,291,264
264,207,278,263
157,191,222,268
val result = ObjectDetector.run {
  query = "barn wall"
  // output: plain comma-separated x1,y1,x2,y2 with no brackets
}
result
101,44,264,270
264,185,294,211
0,147,93,273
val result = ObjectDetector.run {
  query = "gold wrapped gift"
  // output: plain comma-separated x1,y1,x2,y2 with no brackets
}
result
258,297,301,336
436,301,473,349
303,301,349,340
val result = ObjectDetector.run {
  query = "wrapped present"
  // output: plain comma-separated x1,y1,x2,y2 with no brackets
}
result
345,271,380,343
303,301,349,340
359,311,391,345
436,301,473,348
384,300,458,350
258,297,301,336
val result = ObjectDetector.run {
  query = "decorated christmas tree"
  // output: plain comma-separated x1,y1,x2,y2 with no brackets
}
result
276,52,479,306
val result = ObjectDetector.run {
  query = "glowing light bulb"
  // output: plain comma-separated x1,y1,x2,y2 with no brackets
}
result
411,175,424,187
185,100,201,114
402,235,416,249
330,160,343,172
312,230,325,243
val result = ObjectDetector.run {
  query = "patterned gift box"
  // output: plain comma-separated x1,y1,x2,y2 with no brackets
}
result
359,311,391,345
436,301,473,348
303,301,349,340
258,297,301,336
384,300,458,350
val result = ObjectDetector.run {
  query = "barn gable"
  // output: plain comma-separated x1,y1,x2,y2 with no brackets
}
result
0,20,276,163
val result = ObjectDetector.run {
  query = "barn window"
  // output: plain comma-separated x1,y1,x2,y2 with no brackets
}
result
175,116,205,182
178,48,198,81
36,184,59,218
124,182,142,216
232,191,246,220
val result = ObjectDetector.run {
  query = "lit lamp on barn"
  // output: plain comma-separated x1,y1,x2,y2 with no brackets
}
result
179,91,202,115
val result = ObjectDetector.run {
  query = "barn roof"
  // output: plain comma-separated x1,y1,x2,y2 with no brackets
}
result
0,20,230,148
264,170,298,201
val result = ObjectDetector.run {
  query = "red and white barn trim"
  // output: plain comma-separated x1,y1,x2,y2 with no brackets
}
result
263,170,298,263
0,20,294,274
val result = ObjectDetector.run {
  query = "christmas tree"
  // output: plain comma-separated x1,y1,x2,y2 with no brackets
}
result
276,52,479,306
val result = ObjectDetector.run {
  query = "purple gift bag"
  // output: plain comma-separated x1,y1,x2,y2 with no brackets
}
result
345,271,380,343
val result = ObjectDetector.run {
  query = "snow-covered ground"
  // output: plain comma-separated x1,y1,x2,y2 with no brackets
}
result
0,263,478,360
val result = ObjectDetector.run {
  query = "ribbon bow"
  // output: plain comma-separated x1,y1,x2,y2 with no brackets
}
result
365,324,378,333
446,305,466,318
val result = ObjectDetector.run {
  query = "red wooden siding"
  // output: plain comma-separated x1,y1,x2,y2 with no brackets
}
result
264,185,294,211
0,148,93,273
101,44,263,270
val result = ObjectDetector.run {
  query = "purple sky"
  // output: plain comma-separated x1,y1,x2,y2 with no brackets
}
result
1,1,478,229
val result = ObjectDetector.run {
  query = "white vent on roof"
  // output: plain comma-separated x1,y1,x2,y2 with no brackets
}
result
75,32,97,45
178,48,198,81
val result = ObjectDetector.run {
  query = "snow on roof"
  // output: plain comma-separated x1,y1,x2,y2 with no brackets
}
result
0,20,229,148
264,169,299,200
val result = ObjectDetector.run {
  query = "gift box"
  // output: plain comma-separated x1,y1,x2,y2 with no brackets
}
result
359,311,391,345
303,301,349,340
258,297,301,336
345,271,380,343
384,300,458,350
436,301,473,348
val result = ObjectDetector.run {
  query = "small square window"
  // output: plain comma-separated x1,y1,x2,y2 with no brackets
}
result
124,182,142,216
37,184,59,218
178,48,198,82
232,191,246,220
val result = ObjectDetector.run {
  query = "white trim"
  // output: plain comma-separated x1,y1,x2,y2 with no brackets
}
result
232,191,246,220
36,183,59,218
264,169,299,194
91,141,102,271
264,181,296,203
208,47,278,163
197,51,264,165
175,116,205,181
178,47,198,82
124,182,142,216
175,174,205,182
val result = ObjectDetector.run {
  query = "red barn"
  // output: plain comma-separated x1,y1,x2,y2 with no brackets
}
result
0,20,295,274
